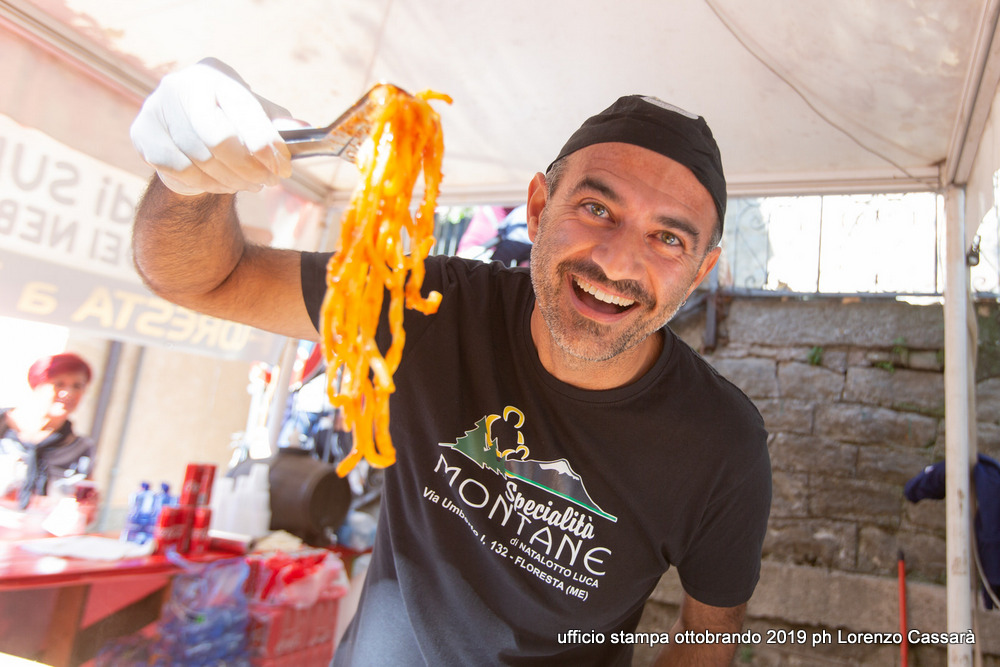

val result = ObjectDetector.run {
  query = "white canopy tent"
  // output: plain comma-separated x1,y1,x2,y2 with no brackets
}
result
4,0,996,202
0,1,994,660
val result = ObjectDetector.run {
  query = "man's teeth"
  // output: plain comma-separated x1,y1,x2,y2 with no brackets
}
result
574,277,635,307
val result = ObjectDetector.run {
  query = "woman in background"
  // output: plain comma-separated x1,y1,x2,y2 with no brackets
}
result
0,353,95,509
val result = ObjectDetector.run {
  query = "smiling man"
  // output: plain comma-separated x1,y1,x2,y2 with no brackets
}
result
131,64,771,666
527,139,721,389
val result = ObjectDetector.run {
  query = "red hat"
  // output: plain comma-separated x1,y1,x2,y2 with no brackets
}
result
27,353,92,389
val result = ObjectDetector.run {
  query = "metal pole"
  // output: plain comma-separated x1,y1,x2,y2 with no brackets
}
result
88,339,121,445
943,186,974,666
95,345,144,532
267,338,298,451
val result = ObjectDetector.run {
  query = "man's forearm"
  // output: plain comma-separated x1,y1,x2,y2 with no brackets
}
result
653,630,738,666
652,596,745,666
132,175,245,303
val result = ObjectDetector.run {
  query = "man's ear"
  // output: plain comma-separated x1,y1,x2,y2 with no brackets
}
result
685,246,722,299
526,172,547,243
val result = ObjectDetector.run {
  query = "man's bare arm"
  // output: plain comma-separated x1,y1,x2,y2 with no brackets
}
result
133,175,319,341
652,593,746,666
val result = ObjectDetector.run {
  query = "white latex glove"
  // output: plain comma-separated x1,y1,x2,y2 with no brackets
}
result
130,58,295,195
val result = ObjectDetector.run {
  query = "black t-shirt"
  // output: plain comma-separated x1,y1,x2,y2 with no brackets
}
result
302,253,771,666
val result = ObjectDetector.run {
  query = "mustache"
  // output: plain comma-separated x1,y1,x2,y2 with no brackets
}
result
559,259,652,306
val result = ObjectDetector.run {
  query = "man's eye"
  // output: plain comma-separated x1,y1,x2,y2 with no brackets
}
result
656,231,681,246
585,202,609,218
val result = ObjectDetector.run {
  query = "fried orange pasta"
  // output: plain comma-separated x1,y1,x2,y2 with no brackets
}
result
318,85,450,477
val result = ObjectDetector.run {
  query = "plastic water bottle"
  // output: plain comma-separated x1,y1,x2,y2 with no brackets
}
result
209,476,235,532
244,462,271,537
223,463,271,537
121,481,156,544
153,482,175,517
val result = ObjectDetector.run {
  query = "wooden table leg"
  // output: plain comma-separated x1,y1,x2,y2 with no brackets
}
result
37,584,89,667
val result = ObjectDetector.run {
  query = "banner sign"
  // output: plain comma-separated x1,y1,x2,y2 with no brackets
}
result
0,248,285,361
0,114,285,361
0,113,144,283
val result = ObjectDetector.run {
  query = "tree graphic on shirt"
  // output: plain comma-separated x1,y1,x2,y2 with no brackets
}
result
442,417,505,476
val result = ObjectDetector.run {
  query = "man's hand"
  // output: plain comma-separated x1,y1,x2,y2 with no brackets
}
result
653,594,746,666
130,59,319,341
130,59,294,195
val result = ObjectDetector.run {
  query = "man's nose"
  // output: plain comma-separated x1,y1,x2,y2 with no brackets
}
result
591,227,643,282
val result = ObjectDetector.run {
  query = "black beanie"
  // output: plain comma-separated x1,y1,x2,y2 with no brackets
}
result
548,95,727,230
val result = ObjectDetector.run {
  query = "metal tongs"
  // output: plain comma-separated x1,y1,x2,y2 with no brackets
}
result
277,84,408,162
197,59,400,164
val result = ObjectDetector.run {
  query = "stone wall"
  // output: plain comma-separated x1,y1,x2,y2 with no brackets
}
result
634,296,1000,666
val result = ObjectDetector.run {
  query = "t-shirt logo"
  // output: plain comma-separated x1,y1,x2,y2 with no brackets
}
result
439,407,617,524
426,407,616,602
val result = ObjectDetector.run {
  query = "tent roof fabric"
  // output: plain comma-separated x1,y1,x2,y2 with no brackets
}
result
4,0,997,205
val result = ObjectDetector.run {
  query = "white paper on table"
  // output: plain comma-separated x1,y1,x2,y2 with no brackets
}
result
17,536,155,561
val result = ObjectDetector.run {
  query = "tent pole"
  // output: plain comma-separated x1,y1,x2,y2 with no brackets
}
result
267,338,298,450
943,186,974,665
